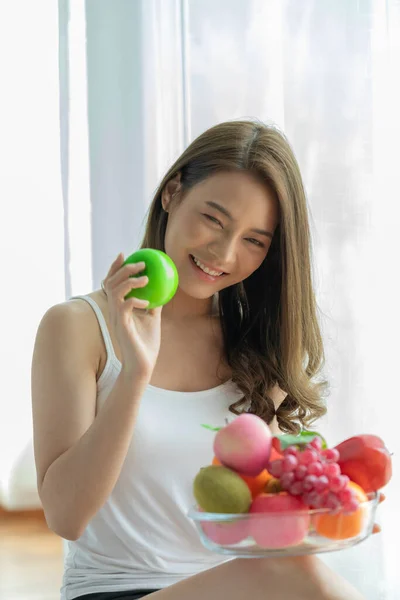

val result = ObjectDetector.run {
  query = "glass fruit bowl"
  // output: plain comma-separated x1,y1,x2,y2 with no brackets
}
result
188,492,379,558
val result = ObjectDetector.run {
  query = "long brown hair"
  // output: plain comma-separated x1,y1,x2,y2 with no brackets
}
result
141,120,328,433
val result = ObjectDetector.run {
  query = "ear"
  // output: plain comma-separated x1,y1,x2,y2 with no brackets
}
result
161,172,182,212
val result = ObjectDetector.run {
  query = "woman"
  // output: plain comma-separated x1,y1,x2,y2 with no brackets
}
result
32,120,366,599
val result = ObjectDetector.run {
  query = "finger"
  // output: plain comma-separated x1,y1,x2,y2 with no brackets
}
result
105,252,125,279
107,262,146,290
124,296,150,311
111,276,149,303
147,305,163,317
372,524,382,535
378,492,386,504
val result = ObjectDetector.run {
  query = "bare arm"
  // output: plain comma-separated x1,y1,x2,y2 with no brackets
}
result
31,302,148,540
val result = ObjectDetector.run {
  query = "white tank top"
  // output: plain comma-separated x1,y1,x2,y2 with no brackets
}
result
61,295,245,600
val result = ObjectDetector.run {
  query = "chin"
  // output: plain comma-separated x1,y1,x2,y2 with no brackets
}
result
178,281,217,300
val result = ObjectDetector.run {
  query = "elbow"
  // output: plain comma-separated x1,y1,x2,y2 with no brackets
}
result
41,502,86,541
45,512,85,541
63,530,83,542
39,482,87,541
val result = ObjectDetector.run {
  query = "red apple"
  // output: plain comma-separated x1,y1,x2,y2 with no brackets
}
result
249,493,310,548
335,434,392,493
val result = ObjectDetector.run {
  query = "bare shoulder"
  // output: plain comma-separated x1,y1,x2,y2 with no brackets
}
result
34,293,105,377
38,293,104,339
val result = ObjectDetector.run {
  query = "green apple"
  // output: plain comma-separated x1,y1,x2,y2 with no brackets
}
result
123,248,179,309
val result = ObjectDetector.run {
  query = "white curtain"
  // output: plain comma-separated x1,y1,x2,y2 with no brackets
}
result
0,1,65,509
179,4,400,597
2,0,399,597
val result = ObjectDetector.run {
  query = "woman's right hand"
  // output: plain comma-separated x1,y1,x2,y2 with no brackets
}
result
102,253,162,380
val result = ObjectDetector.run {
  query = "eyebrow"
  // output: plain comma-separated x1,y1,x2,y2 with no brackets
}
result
205,201,274,239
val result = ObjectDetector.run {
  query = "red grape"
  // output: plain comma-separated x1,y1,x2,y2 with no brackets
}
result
323,463,341,479
268,460,283,477
280,472,296,489
322,448,340,463
343,497,360,514
307,462,323,477
289,481,303,496
302,474,318,492
267,439,360,516
324,492,341,511
329,475,346,492
298,449,318,465
282,454,298,472
310,436,323,451
294,465,308,480
283,446,298,457
338,487,353,504
314,475,329,492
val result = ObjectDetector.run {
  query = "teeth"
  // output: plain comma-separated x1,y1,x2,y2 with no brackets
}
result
193,256,224,277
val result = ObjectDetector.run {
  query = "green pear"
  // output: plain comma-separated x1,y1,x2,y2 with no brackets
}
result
193,465,252,513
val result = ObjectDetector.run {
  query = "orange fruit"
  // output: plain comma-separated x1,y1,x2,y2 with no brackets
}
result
212,456,273,498
313,481,368,540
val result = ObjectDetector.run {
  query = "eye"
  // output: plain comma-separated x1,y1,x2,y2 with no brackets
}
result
247,238,265,248
203,214,222,227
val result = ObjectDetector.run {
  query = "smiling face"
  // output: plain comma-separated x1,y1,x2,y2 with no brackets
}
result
162,170,280,300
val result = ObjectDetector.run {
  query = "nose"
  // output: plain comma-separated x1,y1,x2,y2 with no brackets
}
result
208,236,237,271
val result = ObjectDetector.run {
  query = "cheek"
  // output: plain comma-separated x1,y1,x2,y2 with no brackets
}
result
164,212,204,257
169,212,210,246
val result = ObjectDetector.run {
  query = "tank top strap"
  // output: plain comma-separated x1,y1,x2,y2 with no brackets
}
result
71,295,118,364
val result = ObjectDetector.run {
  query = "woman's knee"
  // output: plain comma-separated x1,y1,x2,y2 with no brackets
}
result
242,555,365,600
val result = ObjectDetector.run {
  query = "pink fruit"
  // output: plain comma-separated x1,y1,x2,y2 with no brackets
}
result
213,414,272,476
202,521,248,545
200,519,249,545
249,493,310,548
198,508,249,545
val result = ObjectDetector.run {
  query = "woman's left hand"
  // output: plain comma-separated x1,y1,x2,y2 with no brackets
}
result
372,492,385,534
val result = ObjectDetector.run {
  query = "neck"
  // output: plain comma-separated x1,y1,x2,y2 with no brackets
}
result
162,288,218,320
